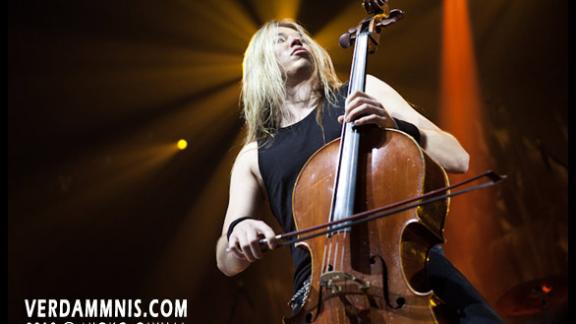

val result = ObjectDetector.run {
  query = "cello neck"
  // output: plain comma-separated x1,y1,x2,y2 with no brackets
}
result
328,28,371,228
347,28,370,95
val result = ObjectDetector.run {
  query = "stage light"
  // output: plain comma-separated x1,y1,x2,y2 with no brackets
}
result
177,139,188,150
542,284,552,294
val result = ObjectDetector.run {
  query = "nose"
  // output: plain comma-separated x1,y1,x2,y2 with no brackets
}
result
289,35,303,47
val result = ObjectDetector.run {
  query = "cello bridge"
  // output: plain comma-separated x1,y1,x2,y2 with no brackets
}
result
320,272,371,295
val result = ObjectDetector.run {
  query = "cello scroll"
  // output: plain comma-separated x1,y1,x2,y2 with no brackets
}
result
339,1,405,51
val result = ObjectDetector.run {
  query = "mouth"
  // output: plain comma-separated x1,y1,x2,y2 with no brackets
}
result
291,47,308,56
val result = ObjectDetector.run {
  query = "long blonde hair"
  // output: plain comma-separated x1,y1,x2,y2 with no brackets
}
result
241,20,342,144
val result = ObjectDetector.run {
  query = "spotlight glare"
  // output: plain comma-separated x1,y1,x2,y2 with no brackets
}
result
177,139,188,150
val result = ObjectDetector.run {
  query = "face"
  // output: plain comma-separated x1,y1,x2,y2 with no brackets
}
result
273,26,314,78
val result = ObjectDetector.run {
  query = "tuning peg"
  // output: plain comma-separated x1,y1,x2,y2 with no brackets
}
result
339,27,357,49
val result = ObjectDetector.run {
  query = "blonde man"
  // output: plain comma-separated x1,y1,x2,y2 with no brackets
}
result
216,20,502,323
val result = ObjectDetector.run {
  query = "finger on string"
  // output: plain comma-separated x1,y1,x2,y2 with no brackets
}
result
353,114,386,127
347,104,383,123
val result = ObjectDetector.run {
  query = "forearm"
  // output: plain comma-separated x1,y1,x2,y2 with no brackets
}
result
216,235,250,277
419,128,469,173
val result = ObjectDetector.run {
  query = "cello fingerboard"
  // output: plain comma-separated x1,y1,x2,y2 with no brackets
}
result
328,27,370,232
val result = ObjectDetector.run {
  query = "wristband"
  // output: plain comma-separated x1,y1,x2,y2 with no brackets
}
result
226,216,255,241
393,118,421,144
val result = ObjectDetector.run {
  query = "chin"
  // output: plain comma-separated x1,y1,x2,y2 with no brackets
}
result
292,60,314,73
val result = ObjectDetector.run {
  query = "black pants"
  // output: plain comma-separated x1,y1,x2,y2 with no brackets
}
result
427,244,504,323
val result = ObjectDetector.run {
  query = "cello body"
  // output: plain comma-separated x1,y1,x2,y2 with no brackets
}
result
285,126,450,323
281,2,452,322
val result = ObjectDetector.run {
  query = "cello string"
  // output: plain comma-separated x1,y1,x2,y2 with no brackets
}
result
340,230,348,271
324,39,355,274
333,233,340,272
323,128,346,275
320,239,329,274
325,236,334,273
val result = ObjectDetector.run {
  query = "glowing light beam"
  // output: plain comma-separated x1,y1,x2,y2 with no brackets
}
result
177,0,258,46
248,0,301,23
440,0,498,300
313,2,362,53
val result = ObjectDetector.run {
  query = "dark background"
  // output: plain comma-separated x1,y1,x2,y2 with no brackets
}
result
9,0,568,323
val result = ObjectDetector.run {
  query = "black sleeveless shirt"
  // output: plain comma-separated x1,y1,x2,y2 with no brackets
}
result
257,84,348,293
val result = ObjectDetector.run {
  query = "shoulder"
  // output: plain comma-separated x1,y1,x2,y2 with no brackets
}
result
233,141,264,185
234,141,258,171
238,141,259,156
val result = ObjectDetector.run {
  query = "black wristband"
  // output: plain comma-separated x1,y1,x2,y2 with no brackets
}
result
393,118,421,144
226,216,255,241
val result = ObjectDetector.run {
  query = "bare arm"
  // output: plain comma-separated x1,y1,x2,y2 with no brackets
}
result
216,142,277,277
364,74,469,173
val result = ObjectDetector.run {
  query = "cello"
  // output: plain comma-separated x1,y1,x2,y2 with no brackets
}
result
285,1,454,322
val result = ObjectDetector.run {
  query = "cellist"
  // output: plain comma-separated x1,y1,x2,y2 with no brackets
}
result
215,20,503,323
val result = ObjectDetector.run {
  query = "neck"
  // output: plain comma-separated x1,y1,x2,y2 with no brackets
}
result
281,74,321,126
